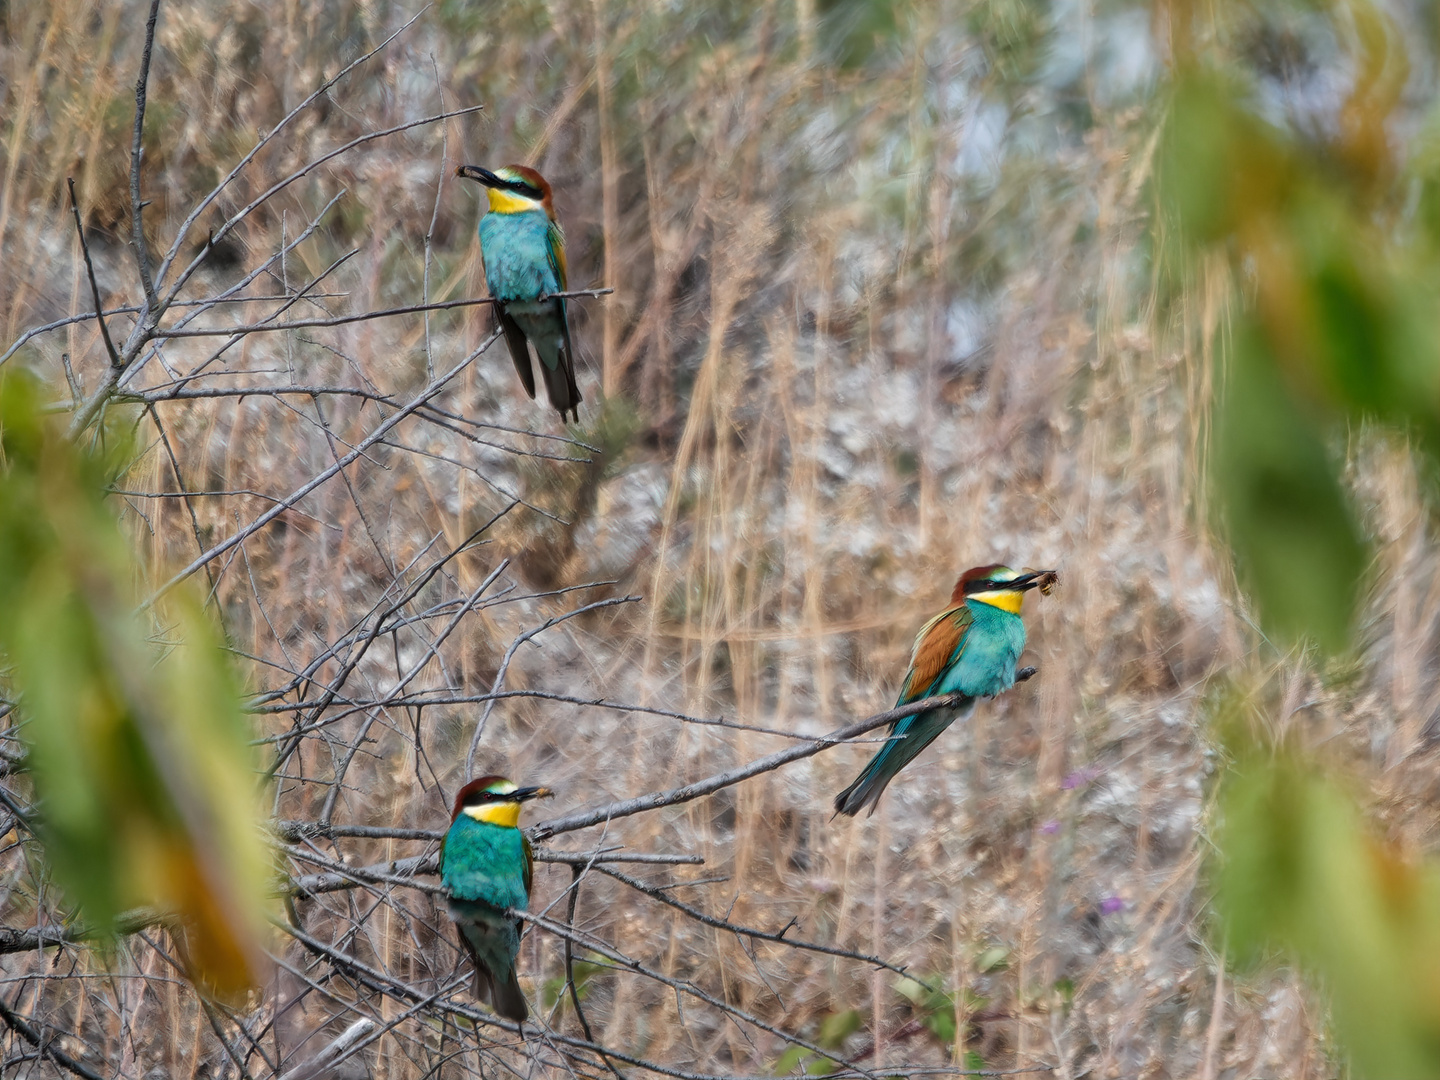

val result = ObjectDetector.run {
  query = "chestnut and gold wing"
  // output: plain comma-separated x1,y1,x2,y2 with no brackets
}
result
545,221,568,291
898,604,973,704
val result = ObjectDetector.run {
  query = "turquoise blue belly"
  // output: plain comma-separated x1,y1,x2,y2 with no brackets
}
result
933,601,1027,699
478,210,559,301
441,817,530,910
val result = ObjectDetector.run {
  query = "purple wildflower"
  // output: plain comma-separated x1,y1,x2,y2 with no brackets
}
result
1062,766,1100,790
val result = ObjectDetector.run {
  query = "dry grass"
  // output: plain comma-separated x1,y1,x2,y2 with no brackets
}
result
3,1,1438,1078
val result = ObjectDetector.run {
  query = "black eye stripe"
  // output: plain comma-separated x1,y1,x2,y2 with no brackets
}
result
463,789,517,805
504,180,540,197
964,579,1011,592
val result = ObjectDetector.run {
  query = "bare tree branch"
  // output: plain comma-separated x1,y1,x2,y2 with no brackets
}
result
0,907,168,956
65,178,121,369
0,995,107,1080
150,288,614,339
529,694,968,840
127,0,163,322
152,8,432,301
275,1017,376,1080
144,330,502,606
466,595,645,773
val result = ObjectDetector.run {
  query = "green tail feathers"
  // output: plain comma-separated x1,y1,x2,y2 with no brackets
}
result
833,702,973,817
450,899,528,1022
472,958,528,1024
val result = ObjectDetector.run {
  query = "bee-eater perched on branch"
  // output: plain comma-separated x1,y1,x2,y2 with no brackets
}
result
834,565,1058,817
456,163,582,421
441,775,553,1022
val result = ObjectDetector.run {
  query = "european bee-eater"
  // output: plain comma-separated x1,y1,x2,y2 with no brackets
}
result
441,775,553,1022
456,163,582,421
834,565,1058,817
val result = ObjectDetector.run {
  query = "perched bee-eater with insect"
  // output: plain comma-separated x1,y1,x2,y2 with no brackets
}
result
834,565,1058,817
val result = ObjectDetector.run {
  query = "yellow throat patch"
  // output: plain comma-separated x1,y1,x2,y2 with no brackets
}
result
967,589,1025,615
486,188,542,215
463,802,521,828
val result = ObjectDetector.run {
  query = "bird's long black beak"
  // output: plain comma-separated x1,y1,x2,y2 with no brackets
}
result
456,164,503,187
1006,569,1060,592
512,786,554,802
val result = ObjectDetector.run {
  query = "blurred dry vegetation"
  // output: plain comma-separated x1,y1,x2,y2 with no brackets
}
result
4,0,1440,1078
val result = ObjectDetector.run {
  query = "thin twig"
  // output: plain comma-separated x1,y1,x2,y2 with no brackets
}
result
529,693,970,839
0,995,106,1080
516,905,881,1079
281,844,701,899
152,8,432,301
150,288,614,339
265,505,518,779
273,822,703,865
161,103,486,308
423,54,447,382
0,308,141,367
565,864,627,1080
594,864,935,991
465,595,645,773
297,919,1063,1080
128,0,163,321
143,330,503,606
65,178,121,368
318,562,509,824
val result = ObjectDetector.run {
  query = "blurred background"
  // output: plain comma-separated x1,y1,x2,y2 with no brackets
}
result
4,0,1440,1077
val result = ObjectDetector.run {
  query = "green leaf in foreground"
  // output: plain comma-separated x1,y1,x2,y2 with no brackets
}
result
0,372,270,999
1210,317,1366,653
1214,712,1440,1079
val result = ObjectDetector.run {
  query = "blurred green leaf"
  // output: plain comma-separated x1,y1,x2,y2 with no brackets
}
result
772,1009,860,1076
1210,317,1366,653
0,372,269,999
1162,17,1440,1067
817,0,904,70
1158,24,1440,652
1161,72,1295,252
1214,714,1440,1079
541,953,604,1011
974,945,1010,973
817,1009,862,1048
920,1007,955,1046
892,972,983,1047
773,1044,811,1075
893,975,926,1005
